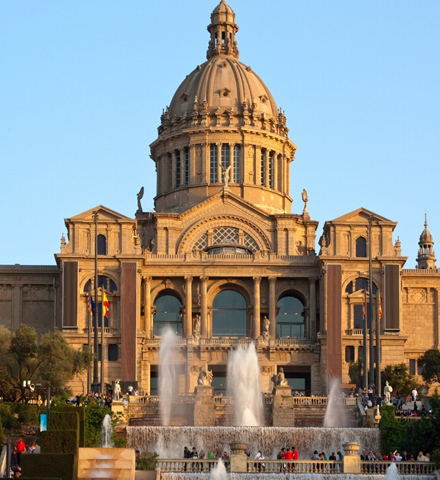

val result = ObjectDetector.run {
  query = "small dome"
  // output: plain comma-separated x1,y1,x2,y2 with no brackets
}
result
419,214,433,244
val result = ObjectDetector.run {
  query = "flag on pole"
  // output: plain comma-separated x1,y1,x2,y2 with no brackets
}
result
378,292,382,319
88,293,95,317
103,290,110,318
362,290,367,320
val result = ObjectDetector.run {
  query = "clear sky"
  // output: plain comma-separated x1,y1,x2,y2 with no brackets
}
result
1,1,439,266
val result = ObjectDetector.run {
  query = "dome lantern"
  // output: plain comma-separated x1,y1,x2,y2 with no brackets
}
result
207,0,239,60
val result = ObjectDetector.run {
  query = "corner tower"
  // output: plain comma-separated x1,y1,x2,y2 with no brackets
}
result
150,0,296,215
416,213,436,269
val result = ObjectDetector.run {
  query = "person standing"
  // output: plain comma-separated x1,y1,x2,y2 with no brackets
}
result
15,439,26,466
412,388,418,402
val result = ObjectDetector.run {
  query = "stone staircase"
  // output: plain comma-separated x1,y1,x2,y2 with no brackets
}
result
78,448,135,480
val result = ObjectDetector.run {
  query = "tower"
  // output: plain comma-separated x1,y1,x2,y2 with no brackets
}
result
416,213,436,269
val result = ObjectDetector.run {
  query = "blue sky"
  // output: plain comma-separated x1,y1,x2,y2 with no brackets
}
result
1,1,439,266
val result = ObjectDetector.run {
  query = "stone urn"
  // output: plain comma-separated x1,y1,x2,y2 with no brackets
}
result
230,442,248,454
342,442,360,456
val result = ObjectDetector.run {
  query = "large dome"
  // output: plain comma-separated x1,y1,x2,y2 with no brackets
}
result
168,57,279,121
159,0,286,135
150,0,295,216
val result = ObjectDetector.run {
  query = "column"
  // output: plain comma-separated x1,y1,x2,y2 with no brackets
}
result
253,277,261,339
309,276,317,339
185,276,193,338
200,277,208,337
268,277,277,338
144,277,152,338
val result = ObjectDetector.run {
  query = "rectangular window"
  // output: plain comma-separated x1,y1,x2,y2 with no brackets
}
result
175,150,181,187
354,304,371,330
108,344,118,362
221,144,230,170
269,151,274,189
345,346,355,363
261,148,267,186
233,145,241,183
409,359,416,375
184,147,190,185
210,145,218,183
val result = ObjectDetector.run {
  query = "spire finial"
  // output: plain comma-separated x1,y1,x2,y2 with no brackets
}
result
206,0,239,60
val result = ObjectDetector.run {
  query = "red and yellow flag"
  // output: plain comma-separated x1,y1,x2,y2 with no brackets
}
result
362,290,366,320
88,293,95,317
378,292,382,319
103,290,110,318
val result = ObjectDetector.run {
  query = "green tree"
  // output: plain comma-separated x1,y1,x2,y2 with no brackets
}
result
0,324,91,402
419,349,440,385
381,363,417,396
379,404,403,454
348,358,363,387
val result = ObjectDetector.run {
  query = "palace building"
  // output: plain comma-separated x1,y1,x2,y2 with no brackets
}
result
1,0,439,396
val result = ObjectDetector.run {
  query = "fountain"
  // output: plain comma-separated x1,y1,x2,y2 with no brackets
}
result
159,326,178,425
385,462,399,480
100,414,114,448
323,378,354,428
211,459,228,480
227,343,262,426
78,415,135,480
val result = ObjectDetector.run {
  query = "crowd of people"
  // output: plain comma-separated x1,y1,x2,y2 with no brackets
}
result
360,449,431,462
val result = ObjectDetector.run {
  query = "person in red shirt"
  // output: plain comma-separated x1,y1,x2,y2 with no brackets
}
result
292,446,299,460
284,447,293,471
15,439,26,466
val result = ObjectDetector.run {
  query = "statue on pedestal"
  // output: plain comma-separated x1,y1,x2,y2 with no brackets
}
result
273,367,288,387
383,381,393,404
197,366,213,386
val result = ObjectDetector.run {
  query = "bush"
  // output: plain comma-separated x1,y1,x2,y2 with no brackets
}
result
138,451,158,470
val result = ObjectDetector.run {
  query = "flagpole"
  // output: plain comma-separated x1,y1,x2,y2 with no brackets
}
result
92,211,99,394
362,288,368,390
87,295,91,394
368,215,374,392
376,292,382,397
101,289,105,394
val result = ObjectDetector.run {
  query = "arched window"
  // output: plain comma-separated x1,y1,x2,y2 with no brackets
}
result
277,294,305,338
212,290,248,337
153,295,182,336
97,235,107,255
356,237,367,257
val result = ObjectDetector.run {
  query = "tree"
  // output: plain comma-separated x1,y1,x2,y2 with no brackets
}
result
0,324,91,402
348,358,363,388
419,349,440,385
381,363,417,396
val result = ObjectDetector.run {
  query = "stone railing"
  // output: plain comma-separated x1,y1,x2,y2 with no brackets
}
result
156,459,436,476
157,459,228,473
248,460,343,474
360,461,436,475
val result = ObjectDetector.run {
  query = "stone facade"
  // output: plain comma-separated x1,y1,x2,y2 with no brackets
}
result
1,1,439,397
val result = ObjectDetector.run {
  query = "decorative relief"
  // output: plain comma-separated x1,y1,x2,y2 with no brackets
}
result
409,289,427,303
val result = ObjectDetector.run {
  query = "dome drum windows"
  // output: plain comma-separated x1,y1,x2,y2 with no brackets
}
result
210,143,241,185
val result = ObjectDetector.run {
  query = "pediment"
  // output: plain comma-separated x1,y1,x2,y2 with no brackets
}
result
66,205,133,224
329,207,395,226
